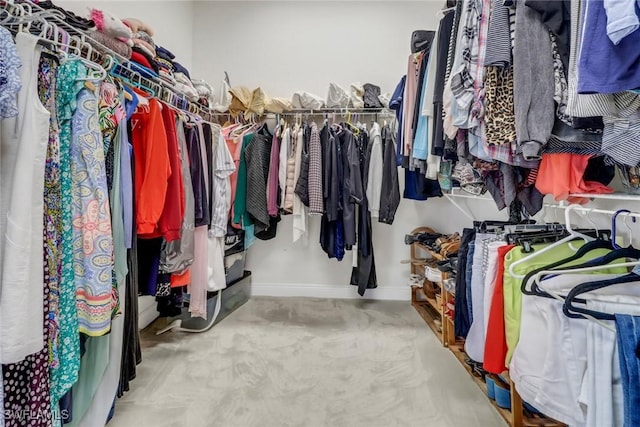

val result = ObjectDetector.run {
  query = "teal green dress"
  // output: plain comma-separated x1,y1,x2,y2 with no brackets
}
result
51,59,85,406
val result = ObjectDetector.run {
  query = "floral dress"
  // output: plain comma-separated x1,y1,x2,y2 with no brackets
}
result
70,82,114,337
98,81,125,318
0,27,21,118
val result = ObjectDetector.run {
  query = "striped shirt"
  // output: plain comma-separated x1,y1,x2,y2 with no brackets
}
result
484,0,512,67
210,130,235,238
602,96,640,167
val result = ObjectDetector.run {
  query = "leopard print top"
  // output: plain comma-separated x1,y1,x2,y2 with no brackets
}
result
484,66,517,146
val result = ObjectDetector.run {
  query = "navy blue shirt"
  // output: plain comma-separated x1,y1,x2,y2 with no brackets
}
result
578,0,640,94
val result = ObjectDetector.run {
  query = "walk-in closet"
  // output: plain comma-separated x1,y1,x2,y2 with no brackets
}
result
2,1,640,426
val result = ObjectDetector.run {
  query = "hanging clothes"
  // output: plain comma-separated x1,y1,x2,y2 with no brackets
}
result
0,32,49,365
50,57,84,408
292,124,308,243
378,124,401,225
162,116,196,277
208,129,235,292
130,98,170,237
308,122,324,215
2,43,56,427
67,91,127,427
71,84,115,337
74,109,130,427
245,124,273,232
350,127,377,295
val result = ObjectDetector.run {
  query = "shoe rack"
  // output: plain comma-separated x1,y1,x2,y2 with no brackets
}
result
407,227,566,427
408,227,454,347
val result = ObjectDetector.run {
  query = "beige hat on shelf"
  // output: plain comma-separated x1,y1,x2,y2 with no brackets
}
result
245,87,266,117
265,97,293,114
229,86,252,117
350,82,365,108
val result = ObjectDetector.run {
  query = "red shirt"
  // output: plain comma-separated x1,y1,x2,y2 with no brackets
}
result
156,105,184,242
483,244,516,374
131,98,170,236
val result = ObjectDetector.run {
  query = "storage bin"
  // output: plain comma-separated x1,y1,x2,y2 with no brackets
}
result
176,271,251,330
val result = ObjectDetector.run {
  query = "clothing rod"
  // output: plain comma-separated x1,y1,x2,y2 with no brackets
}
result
282,108,394,115
3,1,216,120
542,203,640,220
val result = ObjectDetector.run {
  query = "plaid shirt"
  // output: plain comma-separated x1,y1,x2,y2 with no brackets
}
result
308,123,324,214
450,0,481,112
470,0,492,124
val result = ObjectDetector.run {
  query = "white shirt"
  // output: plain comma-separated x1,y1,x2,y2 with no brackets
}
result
366,123,383,218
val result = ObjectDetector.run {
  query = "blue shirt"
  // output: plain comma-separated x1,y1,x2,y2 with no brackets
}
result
578,0,640,94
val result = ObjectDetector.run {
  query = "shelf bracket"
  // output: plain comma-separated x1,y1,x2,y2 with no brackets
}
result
444,194,476,222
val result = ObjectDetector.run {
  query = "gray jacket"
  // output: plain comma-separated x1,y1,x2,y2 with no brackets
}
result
379,125,400,225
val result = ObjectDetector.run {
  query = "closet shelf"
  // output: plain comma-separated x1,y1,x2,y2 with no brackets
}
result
414,243,446,261
414,287,441,313
278,107,395,115
411,287,444,344
444,187,494,200
443,188,494,221
568,192,640,201
448,344,513,425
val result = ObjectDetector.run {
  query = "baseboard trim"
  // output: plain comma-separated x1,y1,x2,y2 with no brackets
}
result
139,295,159,330
251,282,410,301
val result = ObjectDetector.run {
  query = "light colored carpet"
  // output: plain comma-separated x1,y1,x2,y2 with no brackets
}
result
109,297,505,427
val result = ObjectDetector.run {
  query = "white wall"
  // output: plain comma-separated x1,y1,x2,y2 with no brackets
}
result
192,1,443,99
57,0,195,70
190,1,487,300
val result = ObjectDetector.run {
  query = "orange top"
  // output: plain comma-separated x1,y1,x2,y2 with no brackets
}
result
131,98,171,236
156,105,184,241
535,153,614,204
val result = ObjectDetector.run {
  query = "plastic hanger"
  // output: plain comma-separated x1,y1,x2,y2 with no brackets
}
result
612,209,637,249
534,248,640,294
562,272,640,321
521,236,612,296
526,243,635,296
535,260,640,331
508,204,595,279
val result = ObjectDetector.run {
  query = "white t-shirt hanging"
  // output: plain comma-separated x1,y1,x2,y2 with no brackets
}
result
210,132,235,238
208,131,235,292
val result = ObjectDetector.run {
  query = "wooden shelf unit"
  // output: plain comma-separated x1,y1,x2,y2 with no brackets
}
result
406,227,566,427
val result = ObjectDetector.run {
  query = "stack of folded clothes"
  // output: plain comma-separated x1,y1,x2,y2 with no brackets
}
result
152,45,199,101
155,46,177,85
191,79,215,108
122,18,159,79
38,0,96,30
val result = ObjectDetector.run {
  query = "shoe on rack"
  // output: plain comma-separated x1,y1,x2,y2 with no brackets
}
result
408,274,424,287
